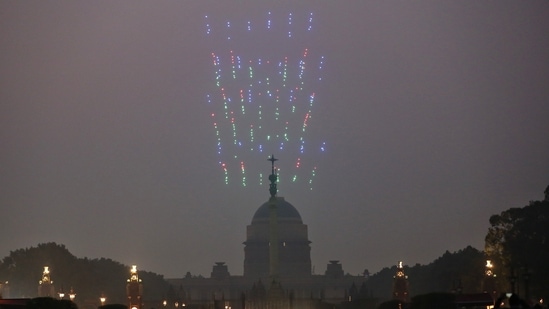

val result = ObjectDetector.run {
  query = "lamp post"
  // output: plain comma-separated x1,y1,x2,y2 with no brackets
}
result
69,287,76,302
58,288,65,300
100,294,106,307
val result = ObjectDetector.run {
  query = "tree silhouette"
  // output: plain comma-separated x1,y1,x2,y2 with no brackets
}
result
365,247,485,300
0,243,168,305
485,187,549,301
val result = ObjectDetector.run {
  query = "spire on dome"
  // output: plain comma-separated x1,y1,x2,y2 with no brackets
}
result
268,155,278,198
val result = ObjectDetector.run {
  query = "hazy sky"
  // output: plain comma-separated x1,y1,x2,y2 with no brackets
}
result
1,1,548,279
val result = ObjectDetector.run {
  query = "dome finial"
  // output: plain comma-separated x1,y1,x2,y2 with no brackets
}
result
268,155,278,198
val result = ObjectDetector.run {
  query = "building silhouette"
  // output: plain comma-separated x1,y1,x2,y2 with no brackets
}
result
38,266,55,298
392,262,409,303
127,265,143,309
166,157,367,309
244,197,311,280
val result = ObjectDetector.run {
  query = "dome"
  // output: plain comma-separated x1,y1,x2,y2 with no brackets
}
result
251,197,302,223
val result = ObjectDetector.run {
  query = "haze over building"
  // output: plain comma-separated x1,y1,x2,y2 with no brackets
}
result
167,157,368,308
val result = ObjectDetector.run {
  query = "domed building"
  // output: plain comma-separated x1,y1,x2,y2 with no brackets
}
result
166,157,368,309
244,197,312,279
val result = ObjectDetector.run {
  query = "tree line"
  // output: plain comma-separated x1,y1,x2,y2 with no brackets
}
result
0,243,168,306
1,186,548,307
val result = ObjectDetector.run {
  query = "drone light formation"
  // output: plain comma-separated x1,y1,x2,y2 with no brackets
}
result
204,11,326,190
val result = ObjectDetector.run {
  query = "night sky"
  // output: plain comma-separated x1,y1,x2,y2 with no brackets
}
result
1,1,548,278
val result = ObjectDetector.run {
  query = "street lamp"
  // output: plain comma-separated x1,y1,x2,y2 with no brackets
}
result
69,287,76,302
100,294,106,306
58,288,65,300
